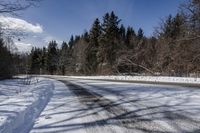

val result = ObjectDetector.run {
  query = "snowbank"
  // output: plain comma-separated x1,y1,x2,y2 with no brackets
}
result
0,79,54,133
58,75,200,85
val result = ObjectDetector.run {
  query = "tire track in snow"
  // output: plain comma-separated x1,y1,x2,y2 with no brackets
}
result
60,80,169,133
66,79,200,133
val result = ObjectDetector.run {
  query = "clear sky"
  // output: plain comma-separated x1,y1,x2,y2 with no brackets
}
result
0,0,185,52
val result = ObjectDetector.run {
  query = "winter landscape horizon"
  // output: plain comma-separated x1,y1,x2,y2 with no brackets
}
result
0,0,200,133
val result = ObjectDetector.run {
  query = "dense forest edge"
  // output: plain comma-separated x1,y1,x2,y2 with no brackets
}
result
0,0,200,79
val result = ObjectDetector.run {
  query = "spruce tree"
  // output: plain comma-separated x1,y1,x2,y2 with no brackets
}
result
126,26,136,48
68,35,74,49
85,18,102,74
0,38,13,78
47,41,58,75
59,41,69,75
99,11,121,71
119,24,126,47
30,48,40,74
137,28,144,40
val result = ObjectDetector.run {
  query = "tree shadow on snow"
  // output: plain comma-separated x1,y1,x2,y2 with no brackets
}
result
32,80,200,133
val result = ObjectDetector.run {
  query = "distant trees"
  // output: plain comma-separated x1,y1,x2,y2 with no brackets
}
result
46,41,58,75
0,38,14,79
153,0,200,76
85,18,101,74
59,42,68,75
2,0,199,77
97,12,121,74
30,48,41,74
0,0,41,79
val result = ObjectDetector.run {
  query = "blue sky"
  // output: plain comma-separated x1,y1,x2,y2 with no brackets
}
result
0,0,185,52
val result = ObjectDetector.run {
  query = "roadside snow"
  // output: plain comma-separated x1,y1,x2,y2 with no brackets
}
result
60,75,200,85
0,78,54,133
1,75,199,133
30,80,87,133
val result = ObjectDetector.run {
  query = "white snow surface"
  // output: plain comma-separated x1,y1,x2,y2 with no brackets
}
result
0,77,54,133
31,76,200,133
1,76,200,133
64,78,200,132
45,75,200,85
30,79,132,133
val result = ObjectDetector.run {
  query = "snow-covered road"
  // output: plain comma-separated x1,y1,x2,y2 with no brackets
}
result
31,77,200,133
1,77,200,133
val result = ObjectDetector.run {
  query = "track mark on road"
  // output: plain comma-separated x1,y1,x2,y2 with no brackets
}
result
60,80,170,132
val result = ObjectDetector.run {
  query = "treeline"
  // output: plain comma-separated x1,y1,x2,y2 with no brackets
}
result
0,0,41,79
0,38,14,79
1,0,200,78
29,0,200,76
29,12,150,75
0,37,25,79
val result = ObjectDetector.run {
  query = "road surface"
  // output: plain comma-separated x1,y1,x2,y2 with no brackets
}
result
30,77,200,133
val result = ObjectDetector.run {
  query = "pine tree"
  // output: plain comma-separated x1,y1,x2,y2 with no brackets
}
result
41,47,47,74
125,26,136,48
0,38,13,78
83,31,90,42
85,18,102,74
98,11,121,73
137,28,144,40
119,24,126,40
68,35,74,49
47,41,58,75
59,41,69,75
119,24,126,48
30,48,39,74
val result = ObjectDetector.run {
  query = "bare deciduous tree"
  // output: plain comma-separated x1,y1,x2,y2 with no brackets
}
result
0,0,41,15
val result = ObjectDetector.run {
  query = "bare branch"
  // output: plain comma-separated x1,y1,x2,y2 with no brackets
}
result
0,0,41,15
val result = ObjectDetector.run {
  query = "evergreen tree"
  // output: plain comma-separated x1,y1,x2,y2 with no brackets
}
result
137,28,144,40
30,48,39,74
125,26,136,48
41,47,47,74
119,24,126,41
59,41,69,75
98,11,121,72
85,18,102,74
83,31,90,42
0,38,13,78
68,35,74,49
118,24,127,50
47,41,58,75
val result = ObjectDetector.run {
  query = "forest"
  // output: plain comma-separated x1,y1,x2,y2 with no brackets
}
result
0,0,200,78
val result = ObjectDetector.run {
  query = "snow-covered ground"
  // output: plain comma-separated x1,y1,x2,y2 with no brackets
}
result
30,79,133,133
0,77,54,133
63,78,200,133
1,76,200,133
45,75,200,86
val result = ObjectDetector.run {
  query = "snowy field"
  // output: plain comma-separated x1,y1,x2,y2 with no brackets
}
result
0,77,54,133
1,76,200,133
